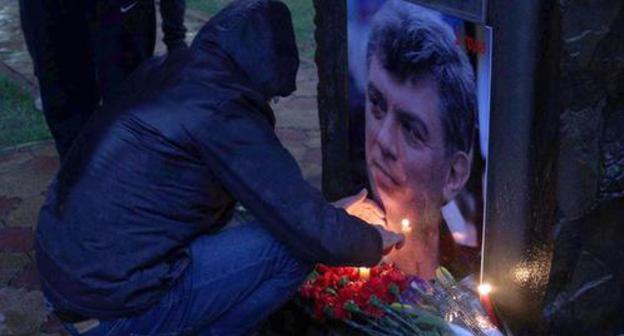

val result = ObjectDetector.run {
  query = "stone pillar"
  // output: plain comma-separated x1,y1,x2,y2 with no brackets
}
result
481,0,559,332
484,0,624,333
543,1,624,334
313,0,352,201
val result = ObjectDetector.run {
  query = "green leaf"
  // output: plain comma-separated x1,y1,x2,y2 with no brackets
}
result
389,283,400,297
344,300,360,313
435,267,456,288
368,295,383,307
305,270,319,282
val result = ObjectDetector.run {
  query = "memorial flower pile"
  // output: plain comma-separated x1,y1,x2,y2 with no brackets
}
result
299,264,503,336
299,263,409,321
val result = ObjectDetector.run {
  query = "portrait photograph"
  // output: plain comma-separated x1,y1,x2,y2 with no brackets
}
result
348,0,493,281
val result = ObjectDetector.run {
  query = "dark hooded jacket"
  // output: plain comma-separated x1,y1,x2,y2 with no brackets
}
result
35,0,382,319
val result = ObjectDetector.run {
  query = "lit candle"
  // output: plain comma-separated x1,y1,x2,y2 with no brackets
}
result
478,283,492,296
478,283,500,327
359,267,370,280
401,218,412,233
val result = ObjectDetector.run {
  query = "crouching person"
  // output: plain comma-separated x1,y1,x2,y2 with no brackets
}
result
35,1,404,335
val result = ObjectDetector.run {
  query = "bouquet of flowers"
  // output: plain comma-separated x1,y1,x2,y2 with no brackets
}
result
299,264,502,336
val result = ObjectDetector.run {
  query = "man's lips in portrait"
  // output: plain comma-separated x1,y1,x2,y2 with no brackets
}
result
371,160,399,188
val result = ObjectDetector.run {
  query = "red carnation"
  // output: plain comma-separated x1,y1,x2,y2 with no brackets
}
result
300,264,408,322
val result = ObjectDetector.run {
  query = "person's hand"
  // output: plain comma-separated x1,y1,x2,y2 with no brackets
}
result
333,189,386,226
374,225,405,254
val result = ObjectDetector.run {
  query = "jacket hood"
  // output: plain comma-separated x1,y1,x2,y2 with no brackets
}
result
191,0,299,99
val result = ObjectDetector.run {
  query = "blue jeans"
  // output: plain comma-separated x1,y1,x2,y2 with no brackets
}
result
57,223,311,335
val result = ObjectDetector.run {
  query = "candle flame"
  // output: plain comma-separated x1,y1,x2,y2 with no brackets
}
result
358,267,370,279
401,218,412,233
478,283,492,296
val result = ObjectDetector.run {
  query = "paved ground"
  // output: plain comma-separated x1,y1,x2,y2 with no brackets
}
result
0,3,320,335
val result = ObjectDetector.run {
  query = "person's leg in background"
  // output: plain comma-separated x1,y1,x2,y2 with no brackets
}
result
19,0,100,161
91,0,157,101
160,0,188,51
18,0,42,111
18,0,40,78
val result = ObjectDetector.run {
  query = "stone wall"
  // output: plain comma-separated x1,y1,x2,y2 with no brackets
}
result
544,1,624,334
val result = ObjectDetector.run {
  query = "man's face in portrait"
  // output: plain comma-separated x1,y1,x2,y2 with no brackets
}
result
365,55,462,232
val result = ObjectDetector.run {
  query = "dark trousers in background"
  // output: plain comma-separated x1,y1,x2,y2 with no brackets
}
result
19,0,157,160
161,0,187,51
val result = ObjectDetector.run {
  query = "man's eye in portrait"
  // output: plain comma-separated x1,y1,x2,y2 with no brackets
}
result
398,113,429,148
369,98,385,120
367,83,387,120
401,121,422,146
